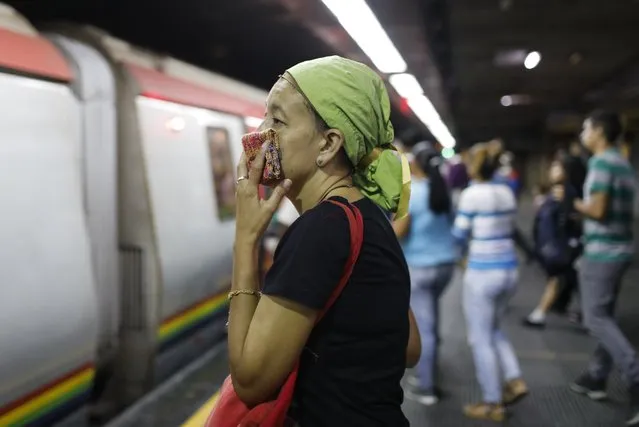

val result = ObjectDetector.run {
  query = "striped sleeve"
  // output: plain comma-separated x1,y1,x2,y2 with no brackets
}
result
587,157,613,195
452,190,473,241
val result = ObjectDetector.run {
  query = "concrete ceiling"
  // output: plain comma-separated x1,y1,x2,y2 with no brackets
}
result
8,0,639,150
448,0,639,146
8,0,442,143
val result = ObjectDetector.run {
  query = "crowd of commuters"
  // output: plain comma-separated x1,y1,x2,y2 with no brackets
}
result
393,110,638,424
395,139,528,421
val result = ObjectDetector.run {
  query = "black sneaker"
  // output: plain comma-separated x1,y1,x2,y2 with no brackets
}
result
433,386,446,399
569,373,607,401
568,311,583,325
627,385,639,425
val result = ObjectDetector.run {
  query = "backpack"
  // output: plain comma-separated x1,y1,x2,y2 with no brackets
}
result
533,197,571,268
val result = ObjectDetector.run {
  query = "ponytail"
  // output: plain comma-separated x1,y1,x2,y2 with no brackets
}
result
416,150,451,215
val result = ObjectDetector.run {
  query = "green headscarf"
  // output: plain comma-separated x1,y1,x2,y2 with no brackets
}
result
285,56,411,217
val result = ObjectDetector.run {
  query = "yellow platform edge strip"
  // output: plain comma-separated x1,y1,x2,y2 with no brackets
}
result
181,391,220,427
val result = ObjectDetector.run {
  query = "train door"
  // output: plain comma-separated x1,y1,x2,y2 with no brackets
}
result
45,33,120,420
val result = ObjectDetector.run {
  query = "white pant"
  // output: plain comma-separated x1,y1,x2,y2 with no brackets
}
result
463,268,522,403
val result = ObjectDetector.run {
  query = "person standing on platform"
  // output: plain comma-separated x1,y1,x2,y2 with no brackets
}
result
445,148,470,210
227,56,418,427
569,110,639,425
452,143,529,422
523,157,582,328
393,141,459,406
551,148,587,323
485,140,536,262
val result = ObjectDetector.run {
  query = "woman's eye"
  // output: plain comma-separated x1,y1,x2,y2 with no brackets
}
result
273,118,284,125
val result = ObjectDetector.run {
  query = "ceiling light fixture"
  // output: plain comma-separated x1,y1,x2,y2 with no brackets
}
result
320,0,455,147
389,73,424,99
569,52,582,65
321,0,407,73
407,96,456,148
524,51,541,70
500,94,532,107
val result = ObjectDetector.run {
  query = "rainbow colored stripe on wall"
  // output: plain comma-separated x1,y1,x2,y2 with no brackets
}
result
0,363,94,427
158,292,229,347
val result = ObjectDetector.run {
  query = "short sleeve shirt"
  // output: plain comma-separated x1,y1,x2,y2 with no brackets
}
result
262,196,410,427
583,148,636,261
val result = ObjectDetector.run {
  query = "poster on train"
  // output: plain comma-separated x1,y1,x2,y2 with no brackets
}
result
206,127,236,220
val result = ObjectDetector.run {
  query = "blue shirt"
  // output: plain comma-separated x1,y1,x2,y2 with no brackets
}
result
401,178,459,267
492,173,519,196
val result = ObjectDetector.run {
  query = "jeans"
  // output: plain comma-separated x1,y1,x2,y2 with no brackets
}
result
580,259,639,385
409,263,455,391
463,268,522,403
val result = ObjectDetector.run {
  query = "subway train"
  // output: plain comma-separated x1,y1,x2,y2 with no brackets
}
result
0,4,267,426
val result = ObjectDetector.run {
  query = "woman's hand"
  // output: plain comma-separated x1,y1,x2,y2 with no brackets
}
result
235,143,292,245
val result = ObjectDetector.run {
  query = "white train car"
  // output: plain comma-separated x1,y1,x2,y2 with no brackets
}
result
0,4,267,425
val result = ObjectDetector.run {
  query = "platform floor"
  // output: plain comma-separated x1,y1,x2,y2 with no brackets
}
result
91,259,639,427
400,261,635,427
85,197,639,427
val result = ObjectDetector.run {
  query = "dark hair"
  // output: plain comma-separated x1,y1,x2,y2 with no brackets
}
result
415,148,451,215
478,154,499,181
587,110,623,144
622,131,635,143
562,153,587,198
536,182,550,195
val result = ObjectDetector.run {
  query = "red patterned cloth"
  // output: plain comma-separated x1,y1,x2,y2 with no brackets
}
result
241,129,283,185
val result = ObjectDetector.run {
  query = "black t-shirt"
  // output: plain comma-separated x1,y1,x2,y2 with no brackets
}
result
263,196,410,427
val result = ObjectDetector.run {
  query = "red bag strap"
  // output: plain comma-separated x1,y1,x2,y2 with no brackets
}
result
264,199,364,425
316,199,364,323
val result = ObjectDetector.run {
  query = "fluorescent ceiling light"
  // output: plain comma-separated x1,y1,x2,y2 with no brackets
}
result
321,0,454,147
389,73,424,99
524,51,541,70
321,0,407,73
408,96,456,148
244,116,263,129
441,147,455,159
390,74,455,148
500,94,532,107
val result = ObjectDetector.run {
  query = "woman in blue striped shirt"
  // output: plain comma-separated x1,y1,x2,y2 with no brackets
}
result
452,143,528,421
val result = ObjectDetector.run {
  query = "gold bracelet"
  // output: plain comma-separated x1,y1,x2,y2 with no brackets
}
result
227,289,261,301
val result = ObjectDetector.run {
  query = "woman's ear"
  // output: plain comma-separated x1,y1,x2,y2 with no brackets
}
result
316,128,345,167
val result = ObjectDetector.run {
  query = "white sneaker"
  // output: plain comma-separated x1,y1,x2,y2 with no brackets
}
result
406,375,420,388
405,389,439,406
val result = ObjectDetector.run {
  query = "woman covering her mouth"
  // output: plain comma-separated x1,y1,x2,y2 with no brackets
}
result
227,55,420,426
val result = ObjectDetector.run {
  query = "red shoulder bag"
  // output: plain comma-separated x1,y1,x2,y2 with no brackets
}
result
205,200,364,427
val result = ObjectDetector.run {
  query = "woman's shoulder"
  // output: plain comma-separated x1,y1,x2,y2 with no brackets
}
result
282,198,352,248
298,198,352,226
458,185,483,207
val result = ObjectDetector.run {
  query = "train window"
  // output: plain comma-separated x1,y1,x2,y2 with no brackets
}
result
206,127,236,220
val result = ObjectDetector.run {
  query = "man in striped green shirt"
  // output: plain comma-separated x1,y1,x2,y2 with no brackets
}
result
582,146,635,262
569,110,639,425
